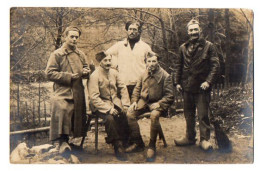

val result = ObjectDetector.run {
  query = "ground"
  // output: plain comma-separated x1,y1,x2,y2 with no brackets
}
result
68,113,253,164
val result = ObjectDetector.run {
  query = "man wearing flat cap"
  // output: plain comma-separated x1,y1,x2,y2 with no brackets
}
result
88,51,130,161
45,26,91,154
173,19,220,151
105,21,153,98
126,53,173,161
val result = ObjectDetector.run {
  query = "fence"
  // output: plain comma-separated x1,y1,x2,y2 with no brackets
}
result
10,82,243,151
173,82,243,109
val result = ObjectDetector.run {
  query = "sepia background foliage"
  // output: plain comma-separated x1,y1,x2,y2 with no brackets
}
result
9,8,253,151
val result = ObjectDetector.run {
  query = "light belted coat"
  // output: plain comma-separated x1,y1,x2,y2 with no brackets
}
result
131,67,174,111
45,44,89,141
88,67,130,114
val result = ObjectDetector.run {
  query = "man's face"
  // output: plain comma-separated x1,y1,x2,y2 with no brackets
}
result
100,56,112,70
127,23,140,40
146,56,159,72
65,30,80,47
187,24,201,41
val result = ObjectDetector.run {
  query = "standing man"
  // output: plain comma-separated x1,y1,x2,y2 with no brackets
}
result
88,51,130,161
105,21,153,97
45,26,90,154
126,53,173,161
173,19,220,150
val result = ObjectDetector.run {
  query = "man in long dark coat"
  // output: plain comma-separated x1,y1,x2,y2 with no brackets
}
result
173,19,220,151
45,26,90,154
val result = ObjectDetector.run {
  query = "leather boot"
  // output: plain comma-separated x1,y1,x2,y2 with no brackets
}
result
114,141,127,161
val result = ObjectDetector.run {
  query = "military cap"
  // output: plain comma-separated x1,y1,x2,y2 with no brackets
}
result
95,51,107,62
186,19,200,28
64,26,82,37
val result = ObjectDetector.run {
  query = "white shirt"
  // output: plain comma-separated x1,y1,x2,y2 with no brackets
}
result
106,38,152,86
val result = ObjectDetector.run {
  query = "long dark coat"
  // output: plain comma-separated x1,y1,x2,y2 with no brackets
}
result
45,44,89,141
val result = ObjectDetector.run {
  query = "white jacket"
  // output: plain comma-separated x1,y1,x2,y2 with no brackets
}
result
106,38,152,86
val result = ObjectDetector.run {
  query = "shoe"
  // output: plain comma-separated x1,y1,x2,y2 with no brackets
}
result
125,143,145,153
59,142,71,154
146,148,156,162
199,140,213,151
115,146,127,161
114,141,127,161
174,137,196,146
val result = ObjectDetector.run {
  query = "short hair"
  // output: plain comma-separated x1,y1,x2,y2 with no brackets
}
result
125,21,142,32
63,26,82,37
145,52,160,63
186,19,200,29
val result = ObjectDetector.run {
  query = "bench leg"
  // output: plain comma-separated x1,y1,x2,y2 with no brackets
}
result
95,116,98,154
158,124,167,147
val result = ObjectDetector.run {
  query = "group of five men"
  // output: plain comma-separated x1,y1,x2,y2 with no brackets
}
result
45,19,220,162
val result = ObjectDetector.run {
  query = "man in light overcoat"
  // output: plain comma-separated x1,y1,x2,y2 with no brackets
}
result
45,26,90,154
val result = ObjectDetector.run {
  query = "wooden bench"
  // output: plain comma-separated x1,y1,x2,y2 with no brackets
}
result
83,112,167,154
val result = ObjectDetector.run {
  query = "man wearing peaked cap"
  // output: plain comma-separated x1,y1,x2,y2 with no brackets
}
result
45,26,91,154
105,21,154,98
173,19,220,151
88,51,131,161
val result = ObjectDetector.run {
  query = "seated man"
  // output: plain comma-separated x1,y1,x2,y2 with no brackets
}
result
88,51,130,161
126,53,174,161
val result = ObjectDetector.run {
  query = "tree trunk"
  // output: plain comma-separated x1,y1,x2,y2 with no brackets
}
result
158,9,169,61
55,8,64,49
208,9,215,43
38,81,41,125
224,9,231,87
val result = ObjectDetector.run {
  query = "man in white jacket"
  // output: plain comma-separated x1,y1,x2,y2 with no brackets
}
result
105,21,153,97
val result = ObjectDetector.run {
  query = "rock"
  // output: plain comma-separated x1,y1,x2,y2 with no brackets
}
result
10,142,30,163
30,144,54,154
70,154,80,164
48,147,59,154
47,159,67,164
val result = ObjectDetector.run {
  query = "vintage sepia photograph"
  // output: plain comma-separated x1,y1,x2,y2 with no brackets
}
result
9,7,253,164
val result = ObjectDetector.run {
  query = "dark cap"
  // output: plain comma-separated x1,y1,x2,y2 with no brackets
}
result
64,26,82,36
95,51,107,62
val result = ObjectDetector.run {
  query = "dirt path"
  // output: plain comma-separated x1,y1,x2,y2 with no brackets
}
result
71,113,253,164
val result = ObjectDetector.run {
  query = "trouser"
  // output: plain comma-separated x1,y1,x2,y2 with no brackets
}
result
95,111,129,147
127,106,162,150
127,85,136,99
183,90,211,141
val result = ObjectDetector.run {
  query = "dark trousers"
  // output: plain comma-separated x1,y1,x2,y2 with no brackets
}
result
95,111,129,146
127,106,162,149
127,85,136,99
183,91,211,141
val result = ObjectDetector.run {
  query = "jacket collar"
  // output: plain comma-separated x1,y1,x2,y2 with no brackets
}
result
184,37,206,47
123,38,143,47
61,43,80,55
143,66,164,84
98,66,110,75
